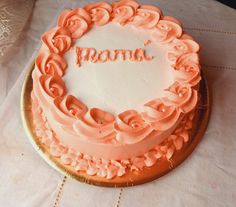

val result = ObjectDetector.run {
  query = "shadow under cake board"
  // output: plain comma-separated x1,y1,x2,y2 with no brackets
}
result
21,63,211,187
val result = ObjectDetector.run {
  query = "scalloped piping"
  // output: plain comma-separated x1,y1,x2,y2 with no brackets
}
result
32,91,195,179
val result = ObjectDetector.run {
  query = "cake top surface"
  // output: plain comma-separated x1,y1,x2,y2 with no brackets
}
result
63,22,173,114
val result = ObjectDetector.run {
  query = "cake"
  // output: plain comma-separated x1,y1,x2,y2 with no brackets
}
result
31,0,201,182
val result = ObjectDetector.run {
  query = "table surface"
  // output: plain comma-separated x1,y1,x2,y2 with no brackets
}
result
0,0,236,206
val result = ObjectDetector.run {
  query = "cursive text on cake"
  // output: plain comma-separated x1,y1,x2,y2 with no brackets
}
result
76,47,154,66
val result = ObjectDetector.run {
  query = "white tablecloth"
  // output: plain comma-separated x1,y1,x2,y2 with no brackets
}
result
0,0,236,206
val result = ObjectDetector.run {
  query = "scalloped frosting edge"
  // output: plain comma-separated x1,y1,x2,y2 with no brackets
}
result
32,91,195,180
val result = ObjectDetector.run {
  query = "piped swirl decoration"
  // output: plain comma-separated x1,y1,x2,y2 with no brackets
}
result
114,110,152,144
167,35,199,62
52,95,88,126
36,51,67,76
163,82,198,113
130,5,161,29
41,27,72,54
58,8,91,39
173,53,201,86
112,0,139,25
73,108,116,142
32,0,201,179
152,16,182,43
142,99,181,131
39,75,66,99
85,2,113,26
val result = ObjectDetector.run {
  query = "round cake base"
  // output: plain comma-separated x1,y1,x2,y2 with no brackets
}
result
21,64,211,187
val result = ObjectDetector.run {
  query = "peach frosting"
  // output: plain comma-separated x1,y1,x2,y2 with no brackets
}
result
32,0,201,179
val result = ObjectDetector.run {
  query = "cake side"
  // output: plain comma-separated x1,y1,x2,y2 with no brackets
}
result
31,91,195,179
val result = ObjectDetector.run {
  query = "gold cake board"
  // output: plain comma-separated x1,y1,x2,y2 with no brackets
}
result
21,64,211,187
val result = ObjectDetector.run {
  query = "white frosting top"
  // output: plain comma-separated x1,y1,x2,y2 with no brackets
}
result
63,23,173,115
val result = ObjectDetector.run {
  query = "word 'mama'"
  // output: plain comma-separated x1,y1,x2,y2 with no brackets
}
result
76,47,154,66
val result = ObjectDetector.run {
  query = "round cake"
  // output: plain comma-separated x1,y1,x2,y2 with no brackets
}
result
31,0,201,182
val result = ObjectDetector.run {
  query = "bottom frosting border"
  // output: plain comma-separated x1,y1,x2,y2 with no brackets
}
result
32,91,195,180
21,63,211,187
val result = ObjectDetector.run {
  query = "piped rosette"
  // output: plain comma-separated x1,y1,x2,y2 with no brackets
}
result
112,0,139,25
85,2,113,26
57,8,91,39
73,108,116,143
33,74,66,110
167,35,200,63
35,51,67,76
39,75,66,98
41,27,72,54
142,99,181,131
51,95,88,129
114,110,152,144
162,82,198,113
129,5,161,29
151,16,182,43
172,53,201,87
